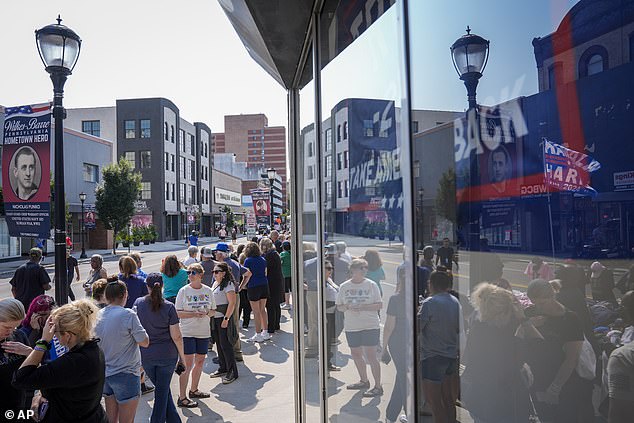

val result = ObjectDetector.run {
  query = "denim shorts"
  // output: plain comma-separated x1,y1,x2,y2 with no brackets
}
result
103,372,141,403
421,355,457,383
183,337,210,355
345,329,380,348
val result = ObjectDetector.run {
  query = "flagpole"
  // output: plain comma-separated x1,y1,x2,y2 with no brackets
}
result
542,139,557,263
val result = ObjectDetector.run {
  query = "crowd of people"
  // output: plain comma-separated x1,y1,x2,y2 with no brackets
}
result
3,231,634,423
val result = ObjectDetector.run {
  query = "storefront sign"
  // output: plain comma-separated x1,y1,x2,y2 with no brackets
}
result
214,187,241,207
614,170,634,191
2,103,51,238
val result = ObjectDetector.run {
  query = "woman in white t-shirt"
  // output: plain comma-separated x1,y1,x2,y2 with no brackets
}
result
336,258,383,397
175,263,215,408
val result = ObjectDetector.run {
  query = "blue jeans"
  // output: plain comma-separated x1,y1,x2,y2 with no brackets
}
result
143,358,181,423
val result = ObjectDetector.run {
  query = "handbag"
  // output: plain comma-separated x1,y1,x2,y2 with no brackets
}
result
576,335,597,380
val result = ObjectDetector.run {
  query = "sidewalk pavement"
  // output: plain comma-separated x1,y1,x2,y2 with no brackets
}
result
135,310,296,422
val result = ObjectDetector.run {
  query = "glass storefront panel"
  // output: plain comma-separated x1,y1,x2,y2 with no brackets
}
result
314,2,415,421
409,1,634,422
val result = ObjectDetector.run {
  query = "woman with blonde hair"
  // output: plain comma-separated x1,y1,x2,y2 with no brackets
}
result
462,283,531,423
0,298,29,415
13,299,107,422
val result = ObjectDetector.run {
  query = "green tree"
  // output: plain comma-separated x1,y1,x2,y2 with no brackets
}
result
435,168,457,225
95,159,142,254
222,205,235,230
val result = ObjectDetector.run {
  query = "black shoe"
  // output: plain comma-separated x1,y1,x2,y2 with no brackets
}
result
210,370,227,378
141,383,155,395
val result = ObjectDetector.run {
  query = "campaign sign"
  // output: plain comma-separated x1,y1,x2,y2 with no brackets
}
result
250,188,271,226
2,104,51,238
84,205,96,230
543,139,601,194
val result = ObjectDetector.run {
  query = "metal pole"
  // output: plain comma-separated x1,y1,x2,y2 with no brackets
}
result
269,179,274,230
51,71,69,305
80,199,87,258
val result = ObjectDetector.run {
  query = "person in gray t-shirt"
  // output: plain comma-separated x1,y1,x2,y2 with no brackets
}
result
418,271,462,423
94,280,149,421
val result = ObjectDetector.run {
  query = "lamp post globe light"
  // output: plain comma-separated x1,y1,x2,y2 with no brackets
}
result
267,168,276,229
36,15,81,305
451,26,489,110
79,192,87,259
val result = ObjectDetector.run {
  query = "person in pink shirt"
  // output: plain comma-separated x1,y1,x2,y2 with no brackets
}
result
524,257,555,281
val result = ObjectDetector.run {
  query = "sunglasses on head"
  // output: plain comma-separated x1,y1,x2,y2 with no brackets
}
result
186,270,199,275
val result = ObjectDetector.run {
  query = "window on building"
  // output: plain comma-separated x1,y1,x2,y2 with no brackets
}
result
307,165,315,180
171,183,175,201
343,150,349,168
325,128,332,152
344,180,349,197
305,188,315,203
140,119,151,138
189,185,196,204
337,152,343,170
164,122,169,141
411,120,419,133
140,151,151,168
325,155,332,178
190,160,196,181
171,154,175,172
308,142,314,157
325,181,332,199
123,152,135,167
206,190,209,204
140,182,151,200
180,157,186,179
343,122,348,139
165,183,170,200
170,125,175,143
124,120,136,139
587,54,604,76
337,125,341,142
179,183,186,204
579,46,608,78
190,134,195,155
179,129,185,144
83,163,99,183
82,120,100,137
165,153,169,171
363,120,374,137
337,181,343,198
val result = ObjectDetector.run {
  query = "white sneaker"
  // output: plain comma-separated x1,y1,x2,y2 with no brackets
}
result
248,333,263,343
281,303,291,310
261,332,272,341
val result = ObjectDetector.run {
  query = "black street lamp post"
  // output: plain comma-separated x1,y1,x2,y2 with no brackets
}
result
36,15,81,306
267,168,276,229
79,192,87,258
451,26,489,252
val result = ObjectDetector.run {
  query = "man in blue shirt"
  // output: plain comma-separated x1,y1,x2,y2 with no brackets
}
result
418,270,463,423
187,230,199,247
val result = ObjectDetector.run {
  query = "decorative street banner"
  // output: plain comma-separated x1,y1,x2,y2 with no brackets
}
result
250,188,271,226
543,139,601,194
84,205,96,230
2,103,51,238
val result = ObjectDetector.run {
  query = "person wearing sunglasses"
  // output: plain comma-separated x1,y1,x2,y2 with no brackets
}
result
336,258,383,397
209,262,239,384
175,263,215,407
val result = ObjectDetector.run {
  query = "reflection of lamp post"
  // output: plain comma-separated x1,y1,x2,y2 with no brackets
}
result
418,188,425,250
267,167,276,228
36,15,81,306
79,192,87,258
451,26,489,252
451,26,489,110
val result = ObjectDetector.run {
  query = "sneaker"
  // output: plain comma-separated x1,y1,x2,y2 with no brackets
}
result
141,384,155,395
362,386,383,397
399,415,408,422
328,364,341,371
261,332,272,341
210,370,227,378
346,380,371,390
247,333,263,343
222,374,237,384
281,303,291,310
